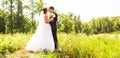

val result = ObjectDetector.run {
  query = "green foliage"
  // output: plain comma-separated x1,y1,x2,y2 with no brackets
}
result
57,14,120,35
0,10,37,34
0,33,31,57
58,13,81,33
73,15,81,33
0,15,5,34
35,0,43,15
88,16,120,34
81,22,91,35
0,0,43,34
110,16,120,31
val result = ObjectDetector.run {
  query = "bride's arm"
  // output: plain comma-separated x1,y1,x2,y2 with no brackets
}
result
44,15,52,23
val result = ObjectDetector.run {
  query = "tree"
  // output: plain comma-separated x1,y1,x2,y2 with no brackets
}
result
1,0,14,34
58,13,75,33
81,22,91,35
16,0,24,32
35,0,43,15
110,16,120,31
73,15,81,33
0,12,5,33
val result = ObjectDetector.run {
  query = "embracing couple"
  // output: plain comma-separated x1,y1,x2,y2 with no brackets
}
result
25,6,58,52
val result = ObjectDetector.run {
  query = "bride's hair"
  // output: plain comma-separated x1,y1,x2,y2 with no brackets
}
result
43,8,47,14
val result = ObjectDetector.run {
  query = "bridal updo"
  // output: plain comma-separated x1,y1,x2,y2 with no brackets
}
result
43,8,47,14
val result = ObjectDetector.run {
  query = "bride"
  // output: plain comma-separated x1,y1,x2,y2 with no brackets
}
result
25,8,55,52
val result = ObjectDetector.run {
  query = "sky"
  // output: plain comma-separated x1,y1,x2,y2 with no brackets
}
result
0,0,120,22
43,0,120,22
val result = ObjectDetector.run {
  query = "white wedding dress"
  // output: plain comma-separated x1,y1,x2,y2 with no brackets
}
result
25,11,55,52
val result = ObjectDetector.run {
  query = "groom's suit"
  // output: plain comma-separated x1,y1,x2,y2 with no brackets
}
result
50,12,58,49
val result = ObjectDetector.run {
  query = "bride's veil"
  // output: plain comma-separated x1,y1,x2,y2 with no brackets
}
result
35,11,44,33
39,11,44,22
37,11,44,23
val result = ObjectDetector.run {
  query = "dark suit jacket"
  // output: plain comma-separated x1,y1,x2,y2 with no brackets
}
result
50,12,58,30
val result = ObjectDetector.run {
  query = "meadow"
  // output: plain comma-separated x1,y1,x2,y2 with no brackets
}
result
0,33,120,58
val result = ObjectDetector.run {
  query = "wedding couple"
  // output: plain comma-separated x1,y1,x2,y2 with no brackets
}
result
25,6,58,52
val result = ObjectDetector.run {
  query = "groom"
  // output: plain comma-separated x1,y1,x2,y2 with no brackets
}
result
49,6,58,49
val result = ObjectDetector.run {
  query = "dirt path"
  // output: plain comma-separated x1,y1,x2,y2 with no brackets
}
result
6,49,36,58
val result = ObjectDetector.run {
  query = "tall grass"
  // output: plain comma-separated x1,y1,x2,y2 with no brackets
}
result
0,33,31,57
57,33,120,58
0,33,120,58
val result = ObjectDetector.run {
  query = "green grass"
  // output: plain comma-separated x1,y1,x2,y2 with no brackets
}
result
0,33,31,57
0,33,120,58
